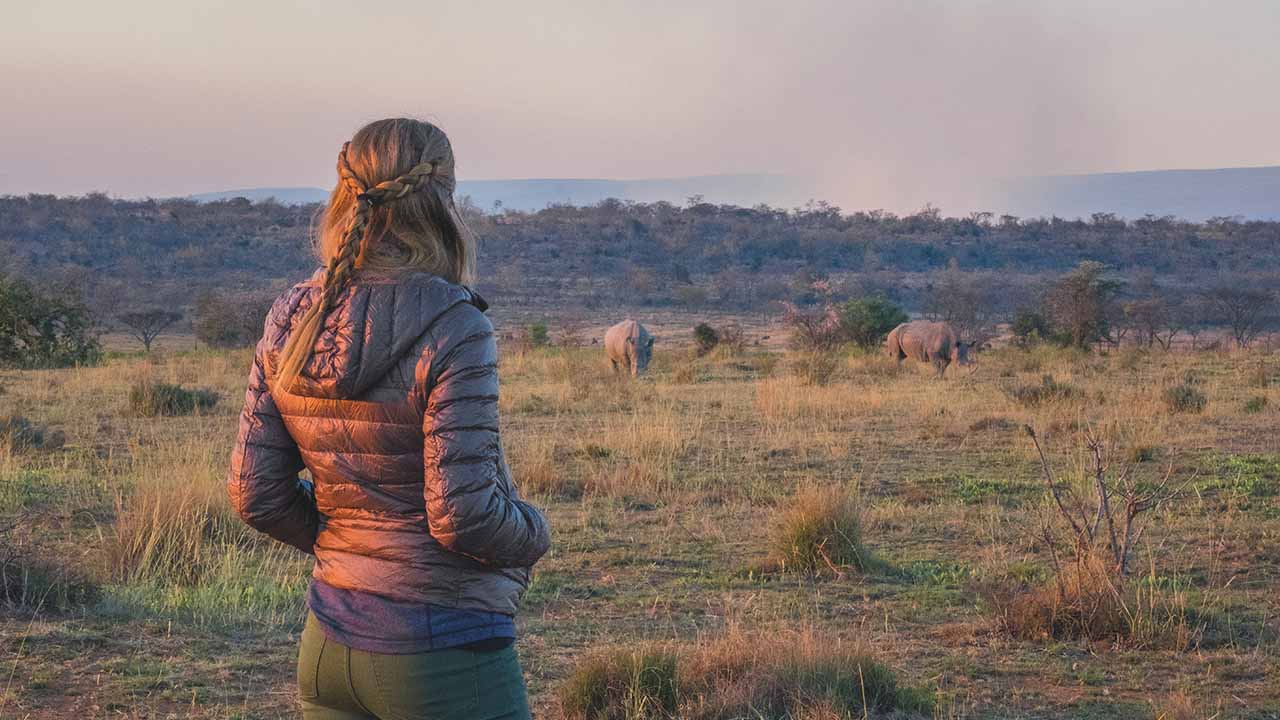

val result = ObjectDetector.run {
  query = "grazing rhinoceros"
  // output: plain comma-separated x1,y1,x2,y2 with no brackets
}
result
886,320,974,377
605,320,655,376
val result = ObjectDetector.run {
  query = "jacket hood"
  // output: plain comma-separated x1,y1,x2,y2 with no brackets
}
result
261,271,486,400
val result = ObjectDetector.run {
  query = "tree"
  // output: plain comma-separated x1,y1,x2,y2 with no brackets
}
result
838,297,908,350
1011,310,1054,347
118,308,182,352
923,268,997,343
1120,298,1168,349
782,302,843,352
1044,262,1122,349
194,292,272,349
0,274,101,368
1202,284,1275,349
692,323,720,357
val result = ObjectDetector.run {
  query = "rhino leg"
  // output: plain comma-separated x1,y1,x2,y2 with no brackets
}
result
610,359,621,373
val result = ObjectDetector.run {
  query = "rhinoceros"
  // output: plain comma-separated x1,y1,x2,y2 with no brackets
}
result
605,320,655,376
885,321,974,377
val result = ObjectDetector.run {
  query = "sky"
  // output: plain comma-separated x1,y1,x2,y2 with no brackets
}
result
3,0,1280,212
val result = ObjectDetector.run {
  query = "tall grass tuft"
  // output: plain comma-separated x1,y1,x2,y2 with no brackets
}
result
558,646,680,720
1006,374,1080,407
1162,383,1207,414
769,484,868,576
0,531,100,612
128,379,218,417
791,351,842,386
558,630,930,720
103,431,247,585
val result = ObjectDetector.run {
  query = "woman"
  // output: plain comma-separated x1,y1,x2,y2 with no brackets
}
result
227,118,551,719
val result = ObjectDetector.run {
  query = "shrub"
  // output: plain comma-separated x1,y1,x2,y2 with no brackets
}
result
994,427,1199,649
769,484,868,575
128,380,218,417
194,291,272,349
1010,310,1054,347
0,274,101,368
717,322,746,352
783,303,842,352
837,297,908,349
692,323,719,357
0,552,100,612
0,415,64,453
1044,261,1122,349
527,322,551,347
558,646,680,720
558,631,929,720
1243,396,1268,414
984,554,1126,642
1006,374,1081,407
1163,383,1206,414
791,351,841,386
1129,445,1160,463
980,554,1200,650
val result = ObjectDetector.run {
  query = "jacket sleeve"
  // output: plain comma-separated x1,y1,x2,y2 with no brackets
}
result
423,305,551,568
226,340,318,554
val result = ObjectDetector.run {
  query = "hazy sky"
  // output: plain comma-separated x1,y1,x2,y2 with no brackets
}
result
4,1,1279,211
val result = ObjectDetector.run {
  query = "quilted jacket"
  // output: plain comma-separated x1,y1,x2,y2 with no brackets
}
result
226,271,550,615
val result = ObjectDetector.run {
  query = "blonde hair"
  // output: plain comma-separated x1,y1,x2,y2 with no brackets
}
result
275,118,477,390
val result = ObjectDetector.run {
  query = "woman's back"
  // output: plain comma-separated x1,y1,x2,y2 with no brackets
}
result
230,272,546,615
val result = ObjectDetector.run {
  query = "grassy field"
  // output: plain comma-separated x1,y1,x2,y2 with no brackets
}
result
1,336,1278,719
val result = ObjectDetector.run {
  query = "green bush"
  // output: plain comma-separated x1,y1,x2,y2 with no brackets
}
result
1163,383,1207,414
128,381,219,417
692,323,719,357
1007,374,1081,407
1010,310,1054,347
1244,396,1268,414
837,297,908,349
0,274,101,368
558,647,680,720
527,322,550,347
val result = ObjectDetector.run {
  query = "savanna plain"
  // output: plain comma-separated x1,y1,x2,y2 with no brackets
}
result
1,333,1278,719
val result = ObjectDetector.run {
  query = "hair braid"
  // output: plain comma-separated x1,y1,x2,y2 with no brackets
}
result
274,140,444,390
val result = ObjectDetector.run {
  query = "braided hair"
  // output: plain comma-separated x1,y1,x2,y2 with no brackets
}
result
274,119,476,390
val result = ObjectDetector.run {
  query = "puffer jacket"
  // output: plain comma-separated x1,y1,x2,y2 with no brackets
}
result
226,271,550,616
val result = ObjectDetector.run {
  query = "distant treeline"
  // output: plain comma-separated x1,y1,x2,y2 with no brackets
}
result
3,193,1278,319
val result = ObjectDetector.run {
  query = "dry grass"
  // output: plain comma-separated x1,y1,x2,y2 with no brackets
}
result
980,553,1201,649
557,629,929,720
102,430,246,585
1150,690,1223,720
0,341,1278,716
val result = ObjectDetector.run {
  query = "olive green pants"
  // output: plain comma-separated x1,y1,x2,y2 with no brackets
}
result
297,613,532,720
